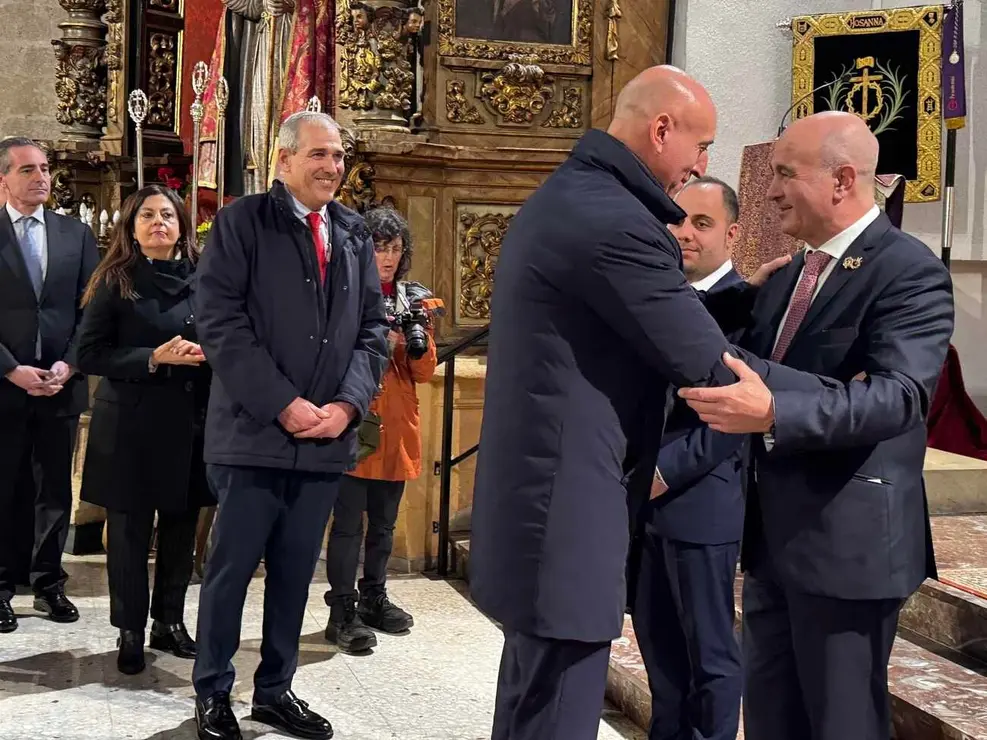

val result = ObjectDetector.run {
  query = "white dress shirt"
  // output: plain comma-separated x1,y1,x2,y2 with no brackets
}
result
763,204,881,449
6,201,48,281
690,258,735,292
770,205,880,354
286,189,331,263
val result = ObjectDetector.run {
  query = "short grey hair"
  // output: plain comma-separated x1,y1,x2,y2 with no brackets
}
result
278,112,341,153
0,136,43,175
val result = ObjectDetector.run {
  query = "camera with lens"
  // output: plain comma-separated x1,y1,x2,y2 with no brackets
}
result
388,282,445,360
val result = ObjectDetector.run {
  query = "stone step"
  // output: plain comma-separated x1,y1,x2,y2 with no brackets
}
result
901,579,987,666
609,612,987,740
924,449,987,515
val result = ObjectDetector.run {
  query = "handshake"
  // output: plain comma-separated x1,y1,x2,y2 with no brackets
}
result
279,397,357,440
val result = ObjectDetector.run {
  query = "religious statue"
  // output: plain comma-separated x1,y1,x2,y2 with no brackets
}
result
199,0,334,197
337,1,423,128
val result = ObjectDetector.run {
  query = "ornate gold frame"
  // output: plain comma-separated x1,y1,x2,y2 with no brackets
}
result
437,0,593,66
791,6,943,203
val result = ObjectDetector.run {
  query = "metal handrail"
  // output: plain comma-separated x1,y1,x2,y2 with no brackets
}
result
436,324,489,577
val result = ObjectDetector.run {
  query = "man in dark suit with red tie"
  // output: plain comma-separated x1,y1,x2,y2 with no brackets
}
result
0,137,100,633
193,111,388,740
679,112,954,740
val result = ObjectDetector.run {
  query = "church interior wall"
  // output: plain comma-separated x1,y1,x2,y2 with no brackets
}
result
0,0,64,141
674,0,987,410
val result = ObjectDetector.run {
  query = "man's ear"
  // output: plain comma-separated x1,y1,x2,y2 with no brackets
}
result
725,222,740,249
833,164,857,199
651,114,671,152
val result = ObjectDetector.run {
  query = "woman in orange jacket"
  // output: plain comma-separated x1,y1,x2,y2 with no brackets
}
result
324,207,438,653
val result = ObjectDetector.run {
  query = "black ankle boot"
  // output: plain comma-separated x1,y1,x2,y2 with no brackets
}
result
117,629,146,675
325,598,377,654
149,621,197,659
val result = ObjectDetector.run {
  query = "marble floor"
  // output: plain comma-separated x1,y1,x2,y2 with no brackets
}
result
0,555,643,740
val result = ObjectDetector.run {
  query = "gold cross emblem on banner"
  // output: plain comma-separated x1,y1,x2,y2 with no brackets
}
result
847,57,885,121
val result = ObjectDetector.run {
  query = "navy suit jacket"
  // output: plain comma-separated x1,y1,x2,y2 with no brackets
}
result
741,213,953,601
648,268,746,545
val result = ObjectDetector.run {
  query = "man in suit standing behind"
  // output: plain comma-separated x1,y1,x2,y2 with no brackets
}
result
679,112,954,740
635,176,745,740
0,137,100,632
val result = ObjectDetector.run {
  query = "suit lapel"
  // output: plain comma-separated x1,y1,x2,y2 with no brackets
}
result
0,207,32,293
795,213,891,338
39,210,68,304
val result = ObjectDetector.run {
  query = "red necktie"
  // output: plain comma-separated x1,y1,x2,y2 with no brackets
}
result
770,250,833,362
305,211,328,283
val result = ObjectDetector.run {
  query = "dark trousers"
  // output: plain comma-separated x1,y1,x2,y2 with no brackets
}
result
0,407,78,601
492,630,611,740
742,566,903,740
106,507,199,631
632,536,742,740
192,464,339,703
325,475,404,604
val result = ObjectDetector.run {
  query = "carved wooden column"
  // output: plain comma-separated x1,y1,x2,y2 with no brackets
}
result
337,1,424,131
52,0,109,141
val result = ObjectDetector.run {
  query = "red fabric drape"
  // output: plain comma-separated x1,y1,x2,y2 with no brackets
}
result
927,344,987,461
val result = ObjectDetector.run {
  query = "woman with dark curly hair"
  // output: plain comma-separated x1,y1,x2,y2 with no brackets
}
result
324,207,438,653
76,184,213,675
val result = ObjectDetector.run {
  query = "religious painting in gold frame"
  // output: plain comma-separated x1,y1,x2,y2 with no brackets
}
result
790,6,944,203
438,0,593,66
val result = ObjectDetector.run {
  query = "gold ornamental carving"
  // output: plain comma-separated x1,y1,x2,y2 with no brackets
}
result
52,0,109,139
337,1,423,129
542,86,582,128
445,80,484,124
50,167,76,210
147,32,178,128
336,128,378,213
105,0,123,124
437,0,594,66
459,209,514,321
479,55,554,126
606,0,622,61
52,43,108,132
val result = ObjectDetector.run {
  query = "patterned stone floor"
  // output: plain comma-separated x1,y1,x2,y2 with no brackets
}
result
0,555,644,740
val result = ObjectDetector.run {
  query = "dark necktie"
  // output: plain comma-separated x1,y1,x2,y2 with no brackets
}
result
305,211,328,283
770,250,832,362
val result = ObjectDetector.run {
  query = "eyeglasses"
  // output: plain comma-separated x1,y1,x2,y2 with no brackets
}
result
374,244,405,255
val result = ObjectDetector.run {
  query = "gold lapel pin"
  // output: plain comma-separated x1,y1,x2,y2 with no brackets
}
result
842,256,863,270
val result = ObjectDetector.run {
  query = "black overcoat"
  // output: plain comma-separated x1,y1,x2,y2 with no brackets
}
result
77,258,214,513
469,130,828,643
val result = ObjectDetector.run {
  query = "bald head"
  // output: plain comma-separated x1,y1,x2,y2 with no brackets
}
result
768,112,881,246
607,66,717,194
787,111,879,179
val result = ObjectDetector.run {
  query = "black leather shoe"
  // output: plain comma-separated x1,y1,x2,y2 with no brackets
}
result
33,588,79,623
150,621,197,659
251,690,333,739
0,599,17,633
196,692,242,740
117,630,145,675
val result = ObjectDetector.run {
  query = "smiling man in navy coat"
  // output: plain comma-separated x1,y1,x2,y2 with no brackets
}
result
470,66,830,740
193,111,388,740
635,176,746,740
680,112,954,740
